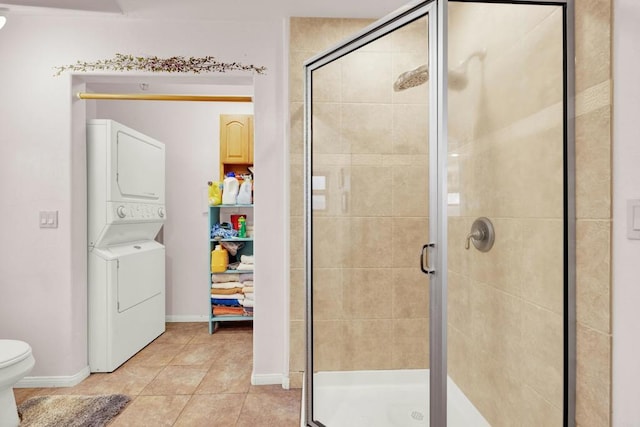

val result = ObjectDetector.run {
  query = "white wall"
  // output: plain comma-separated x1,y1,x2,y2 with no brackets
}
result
612,0,640,425
0,12,286,381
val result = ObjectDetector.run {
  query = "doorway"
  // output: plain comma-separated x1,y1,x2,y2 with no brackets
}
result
70,74,258,374
303,0,575,425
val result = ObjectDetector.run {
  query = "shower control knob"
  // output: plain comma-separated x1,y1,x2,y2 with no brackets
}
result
116,206,127,218
158,207,165,218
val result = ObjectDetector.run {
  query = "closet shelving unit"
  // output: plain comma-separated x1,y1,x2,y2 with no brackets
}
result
208,204,254,334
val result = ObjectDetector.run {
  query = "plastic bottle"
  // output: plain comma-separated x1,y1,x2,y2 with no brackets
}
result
208,181,222,206
222,173,239,205
237,178,252,205
238,216,246,238
210,244,228,273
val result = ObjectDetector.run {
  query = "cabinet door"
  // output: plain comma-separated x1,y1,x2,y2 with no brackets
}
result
248,116,254,164
220,115,253,164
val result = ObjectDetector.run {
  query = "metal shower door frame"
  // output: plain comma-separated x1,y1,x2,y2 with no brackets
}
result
303,2,440,426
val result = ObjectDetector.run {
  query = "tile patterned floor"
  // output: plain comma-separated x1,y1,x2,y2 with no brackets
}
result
13,322,302,426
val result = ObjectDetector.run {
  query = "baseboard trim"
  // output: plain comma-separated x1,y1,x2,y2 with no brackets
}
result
165,315,208,322
16,366,90,388
251,373,285,387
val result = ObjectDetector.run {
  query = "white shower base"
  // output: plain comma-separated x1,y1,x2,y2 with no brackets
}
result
303,369,490,427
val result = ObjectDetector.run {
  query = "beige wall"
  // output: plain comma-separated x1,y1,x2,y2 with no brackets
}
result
288,0,612,425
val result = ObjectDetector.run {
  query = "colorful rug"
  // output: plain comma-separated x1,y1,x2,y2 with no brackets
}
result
18,394,131,427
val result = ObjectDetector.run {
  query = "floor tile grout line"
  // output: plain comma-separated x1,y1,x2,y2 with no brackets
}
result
132,361,167,397
171,394,196,426
235,391,251,426
189,360,211,396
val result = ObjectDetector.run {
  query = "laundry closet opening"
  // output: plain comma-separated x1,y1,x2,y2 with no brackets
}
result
71,73,259,372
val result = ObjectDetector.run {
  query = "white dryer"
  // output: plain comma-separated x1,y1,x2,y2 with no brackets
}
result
87,119,166,373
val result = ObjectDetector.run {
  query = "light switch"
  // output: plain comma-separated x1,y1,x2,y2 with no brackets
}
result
627,200,640,239
634,206,640,231
39,211,58,229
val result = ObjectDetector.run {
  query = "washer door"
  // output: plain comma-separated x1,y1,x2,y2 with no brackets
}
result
103,241,165,313
114,243,165,313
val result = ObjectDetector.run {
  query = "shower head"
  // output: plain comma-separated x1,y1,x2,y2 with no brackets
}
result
393,49,486,92
448,49,486,90
393,64,429,91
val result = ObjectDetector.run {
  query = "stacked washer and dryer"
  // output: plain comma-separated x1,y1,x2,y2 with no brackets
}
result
87,119,166,373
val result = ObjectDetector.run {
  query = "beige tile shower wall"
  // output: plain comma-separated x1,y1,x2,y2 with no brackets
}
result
288,3,613,425
289,17,430,385
574,0,613,423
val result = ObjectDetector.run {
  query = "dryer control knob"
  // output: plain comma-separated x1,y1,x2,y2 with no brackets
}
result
158,207,165,218
116,206,127,218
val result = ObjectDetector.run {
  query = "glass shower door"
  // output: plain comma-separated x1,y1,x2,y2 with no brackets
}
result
445,1,573,426
304,3,438,426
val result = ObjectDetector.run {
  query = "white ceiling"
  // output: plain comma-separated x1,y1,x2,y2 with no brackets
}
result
0,0,410,20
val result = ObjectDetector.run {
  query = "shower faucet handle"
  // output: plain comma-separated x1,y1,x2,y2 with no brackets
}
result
465,217,495,252
465,229,485,250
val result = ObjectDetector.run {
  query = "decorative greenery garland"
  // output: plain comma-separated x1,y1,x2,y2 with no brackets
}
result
54,53,267,76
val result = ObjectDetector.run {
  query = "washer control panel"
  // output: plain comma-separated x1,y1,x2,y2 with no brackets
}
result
107,202,166,223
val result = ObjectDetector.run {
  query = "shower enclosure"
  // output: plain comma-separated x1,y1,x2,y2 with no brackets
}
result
303,0,575,426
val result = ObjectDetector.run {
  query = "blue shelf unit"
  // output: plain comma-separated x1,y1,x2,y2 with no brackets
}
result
208,204,254,334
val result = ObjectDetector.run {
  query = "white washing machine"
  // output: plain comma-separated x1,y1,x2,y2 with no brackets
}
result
87,119,166,372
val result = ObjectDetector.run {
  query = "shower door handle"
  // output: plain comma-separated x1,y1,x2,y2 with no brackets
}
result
420,243,435,275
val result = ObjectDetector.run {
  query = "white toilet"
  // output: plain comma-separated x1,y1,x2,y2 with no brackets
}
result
0,340,35,427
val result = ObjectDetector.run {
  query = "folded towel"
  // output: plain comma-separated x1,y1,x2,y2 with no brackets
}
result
210,293,244,300
241,299,254,308
241,280,254,287
240,255,254,264
242,286,254,294
237,263,254,271
239,274,253,282
210,287,243,295
243,293,254,301
243,308,253,316
211,290,242,295
213,306,245,316
211,298,241,306
211,274,240,283
209,281,242,289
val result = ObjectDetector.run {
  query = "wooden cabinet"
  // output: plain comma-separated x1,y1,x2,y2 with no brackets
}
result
220,115,253,165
